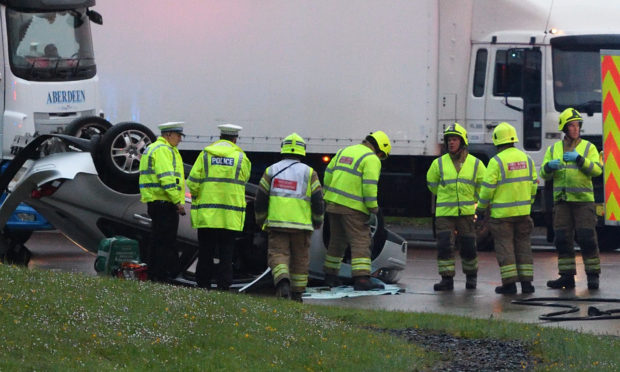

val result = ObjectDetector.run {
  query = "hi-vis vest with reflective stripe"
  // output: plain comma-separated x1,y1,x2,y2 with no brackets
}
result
187,140,250,231
478,147,538,218
323,144,381,214
426,153,485,216
263,159,314,230
139,136,185,205
540,140,602,202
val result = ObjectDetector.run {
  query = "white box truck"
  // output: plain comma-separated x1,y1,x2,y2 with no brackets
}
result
89,0,620,248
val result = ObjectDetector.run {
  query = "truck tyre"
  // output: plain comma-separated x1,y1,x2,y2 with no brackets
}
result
596,225,620,252
65,116,112,139
96,122,156,194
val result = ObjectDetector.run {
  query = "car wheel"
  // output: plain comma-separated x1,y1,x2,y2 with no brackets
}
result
5,229,33,245
64,116,112,139
97,122,156,194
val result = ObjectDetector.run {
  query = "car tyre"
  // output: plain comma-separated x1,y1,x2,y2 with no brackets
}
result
96,122,156,194
64,116,112,140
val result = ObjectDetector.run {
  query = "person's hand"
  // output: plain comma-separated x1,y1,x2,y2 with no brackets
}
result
563,151,579,162
547,159,562,170
366,213,378,226
177,203,186,216
475,208,486,222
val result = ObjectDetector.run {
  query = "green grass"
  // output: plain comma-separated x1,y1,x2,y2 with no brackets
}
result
1,263,619,371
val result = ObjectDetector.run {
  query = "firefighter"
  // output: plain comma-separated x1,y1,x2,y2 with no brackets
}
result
426,123,486,291
187,124,251,290
322,130,391,290
541,108,603,290
255,133,324,301
476,122,538,294
138,122,186,282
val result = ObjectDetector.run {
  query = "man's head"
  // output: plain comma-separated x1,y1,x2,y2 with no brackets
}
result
558,107,582,140
158,121,184,147
443,123,468,154
364,130,392,160
281,132,306,158
218,123,243,143
492,122,519,148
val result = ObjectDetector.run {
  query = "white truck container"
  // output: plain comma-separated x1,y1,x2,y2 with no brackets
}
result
90,0,620,247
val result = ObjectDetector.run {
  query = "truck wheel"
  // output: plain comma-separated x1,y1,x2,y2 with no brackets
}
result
596,225,620,252
65,116,112,139
97,122,156,194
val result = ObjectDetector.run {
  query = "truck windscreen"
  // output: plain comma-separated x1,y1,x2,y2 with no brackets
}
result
552,48,601,115
5,8,96,81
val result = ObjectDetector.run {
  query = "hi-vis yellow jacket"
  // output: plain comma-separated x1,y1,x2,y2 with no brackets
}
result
478,147,538,218
139,136,185,205
540,139,602,202
323,144,381,214
427,153,486,216
187,140,251,231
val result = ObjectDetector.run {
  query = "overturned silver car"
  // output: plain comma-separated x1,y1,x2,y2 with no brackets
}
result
0,123,407,288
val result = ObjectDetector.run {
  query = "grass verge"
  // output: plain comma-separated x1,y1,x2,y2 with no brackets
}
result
1,263,619,371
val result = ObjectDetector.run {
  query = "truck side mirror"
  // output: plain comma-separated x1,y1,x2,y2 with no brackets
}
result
87,10,103,25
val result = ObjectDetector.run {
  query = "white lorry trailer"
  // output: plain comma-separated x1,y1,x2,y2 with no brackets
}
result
89,0,620,247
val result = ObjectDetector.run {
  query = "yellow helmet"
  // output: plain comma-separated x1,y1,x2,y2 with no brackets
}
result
492,122,519,146
281,132,306,156
558,107,582,131
368,130,392,160
444,123,468,146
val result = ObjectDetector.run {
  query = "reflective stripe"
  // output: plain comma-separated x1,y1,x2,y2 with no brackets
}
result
272,264,289,279
436,200,476,207
493,155,506,181
462,258,478,271
481,182,496,189
324,254,342,270
428,181,439,188
553,187,592,193
323,186,364,202
362,179,378,185
517,264,534,276
490,200,532,208
191,204,246,212
497,176,533,185
291,273,308,288
351,257,371,272
500,264,517,279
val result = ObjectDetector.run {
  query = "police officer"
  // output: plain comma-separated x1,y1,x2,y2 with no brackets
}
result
477,123,538,294
322,130,391,291
541,108,603,290
255,133,324,301
138,122,186,282
427,123,486,291
187,124,251,290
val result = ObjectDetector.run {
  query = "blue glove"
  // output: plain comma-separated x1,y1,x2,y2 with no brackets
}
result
547,159,562,170
563,150,579,162
475,209,486,222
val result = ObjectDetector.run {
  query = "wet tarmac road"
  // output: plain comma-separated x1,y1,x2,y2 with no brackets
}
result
24,230,620,336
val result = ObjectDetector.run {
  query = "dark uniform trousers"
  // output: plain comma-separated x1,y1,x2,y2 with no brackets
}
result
488,215,534,285
147,201,180,281
196,228,235,290
435,216,478,276
553,201,600,275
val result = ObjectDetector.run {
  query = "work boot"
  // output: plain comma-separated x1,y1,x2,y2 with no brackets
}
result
587,274,600,290
291,292,303,302
433,276,454,291
546,274,575,289
323,273,342,288
465,275,477,290
495,283,517,294
521,281,535,294
275,279,291,299
353,276,385,291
